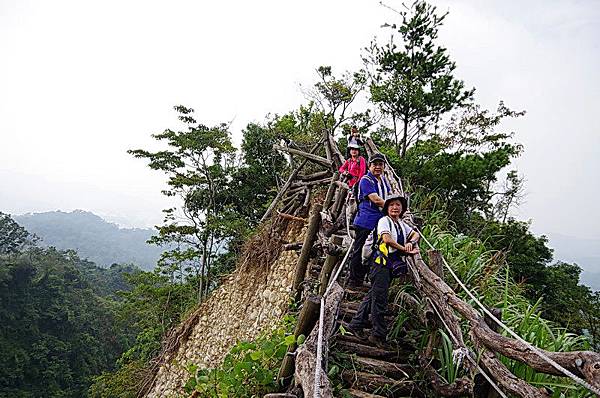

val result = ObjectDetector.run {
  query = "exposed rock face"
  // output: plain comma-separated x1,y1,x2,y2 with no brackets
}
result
145,219,306,397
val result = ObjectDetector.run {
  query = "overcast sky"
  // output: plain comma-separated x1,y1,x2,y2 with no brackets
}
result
1,1,599,249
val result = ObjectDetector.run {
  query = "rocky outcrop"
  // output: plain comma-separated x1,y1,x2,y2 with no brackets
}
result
144,218,306,397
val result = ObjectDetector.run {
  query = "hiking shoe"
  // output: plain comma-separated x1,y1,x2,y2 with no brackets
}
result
368,334,388,349
345,325,366,340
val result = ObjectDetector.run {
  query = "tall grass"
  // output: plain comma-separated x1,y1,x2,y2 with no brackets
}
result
411,193,592,397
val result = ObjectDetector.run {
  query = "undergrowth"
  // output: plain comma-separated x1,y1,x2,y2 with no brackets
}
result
413,200,592,397
183,314,301,397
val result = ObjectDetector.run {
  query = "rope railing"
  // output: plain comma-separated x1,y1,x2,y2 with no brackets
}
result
313,238,353,398
285,134,600,398
417,230,600,396
424,295,509,398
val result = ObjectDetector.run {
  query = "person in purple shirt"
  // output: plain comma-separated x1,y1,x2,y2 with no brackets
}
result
347,153,392,287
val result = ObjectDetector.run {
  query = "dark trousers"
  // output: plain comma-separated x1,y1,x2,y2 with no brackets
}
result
348,226,371,284
348,265,392,338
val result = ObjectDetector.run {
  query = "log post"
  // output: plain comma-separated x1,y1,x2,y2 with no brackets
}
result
295,283,344,398
278,295,321,388
331,186,348,219
318,236,343,295
323,172,340,210
327,131,345,169
427,250,444,279
293,204,323,293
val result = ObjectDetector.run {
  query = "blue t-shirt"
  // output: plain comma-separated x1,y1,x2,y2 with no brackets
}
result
353,172,391,230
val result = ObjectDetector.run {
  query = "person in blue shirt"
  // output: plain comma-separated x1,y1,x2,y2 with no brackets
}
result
347,153,392,287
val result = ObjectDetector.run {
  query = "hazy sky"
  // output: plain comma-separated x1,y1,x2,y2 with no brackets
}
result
1,1,599,248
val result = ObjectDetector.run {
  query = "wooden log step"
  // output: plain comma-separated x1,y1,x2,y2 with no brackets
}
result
341,301,396,314
344,389,386,398
339,302,395,320
336,334,414,357
344,284,371,294
334,339,401,360
334,354,413,380
341,370,421,397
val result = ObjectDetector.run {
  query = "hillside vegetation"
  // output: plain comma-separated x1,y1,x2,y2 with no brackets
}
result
15,210,162,270
1,1,599,397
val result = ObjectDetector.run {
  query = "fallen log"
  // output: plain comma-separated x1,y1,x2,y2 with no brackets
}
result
273,144,332,168
260,139,323,223
340,370,420,396
298,170,331,182
412,254,600,395
290,177,333,188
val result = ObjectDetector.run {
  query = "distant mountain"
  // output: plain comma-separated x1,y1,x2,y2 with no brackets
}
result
546,233,600,291
14,210,163,270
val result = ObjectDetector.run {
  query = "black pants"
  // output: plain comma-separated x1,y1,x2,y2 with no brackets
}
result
348,226,371,284
349,265,392,338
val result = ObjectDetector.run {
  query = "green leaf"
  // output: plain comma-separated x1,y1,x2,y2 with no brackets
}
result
284,335,296,346
296,334,306,345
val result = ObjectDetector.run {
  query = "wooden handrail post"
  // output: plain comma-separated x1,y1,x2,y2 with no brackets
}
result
323,172,340,211
277,295,320,388
427,249,444,279
318,236,343,295
292,204,323,293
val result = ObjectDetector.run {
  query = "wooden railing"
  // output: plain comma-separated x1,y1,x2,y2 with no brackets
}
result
271,132,600,397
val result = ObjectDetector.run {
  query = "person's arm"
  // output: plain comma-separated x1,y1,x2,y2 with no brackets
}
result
367,192,385,207
402,230,420,253
339,159,349,173
381,232,403,251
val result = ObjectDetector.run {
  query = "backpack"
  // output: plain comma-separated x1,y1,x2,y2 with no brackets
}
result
361,217,411,275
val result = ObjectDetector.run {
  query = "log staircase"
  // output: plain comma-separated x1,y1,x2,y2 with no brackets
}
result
266,132,600,398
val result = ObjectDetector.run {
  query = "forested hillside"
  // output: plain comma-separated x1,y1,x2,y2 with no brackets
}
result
2,1,600,397
0,213,140,397
15,210,162,270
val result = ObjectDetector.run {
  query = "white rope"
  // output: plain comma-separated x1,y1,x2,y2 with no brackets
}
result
418,230,600,396
424,295,509,398
314,237,354,398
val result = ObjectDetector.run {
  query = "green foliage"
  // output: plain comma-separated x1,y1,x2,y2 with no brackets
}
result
0,247,128,398
87,268,198,397
88,360,146,398
419,217,592,395
378,102,524,230
365,0,474,156
184,316,296,397
436,330,460,384
129,105,238,302
0,212,32,255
